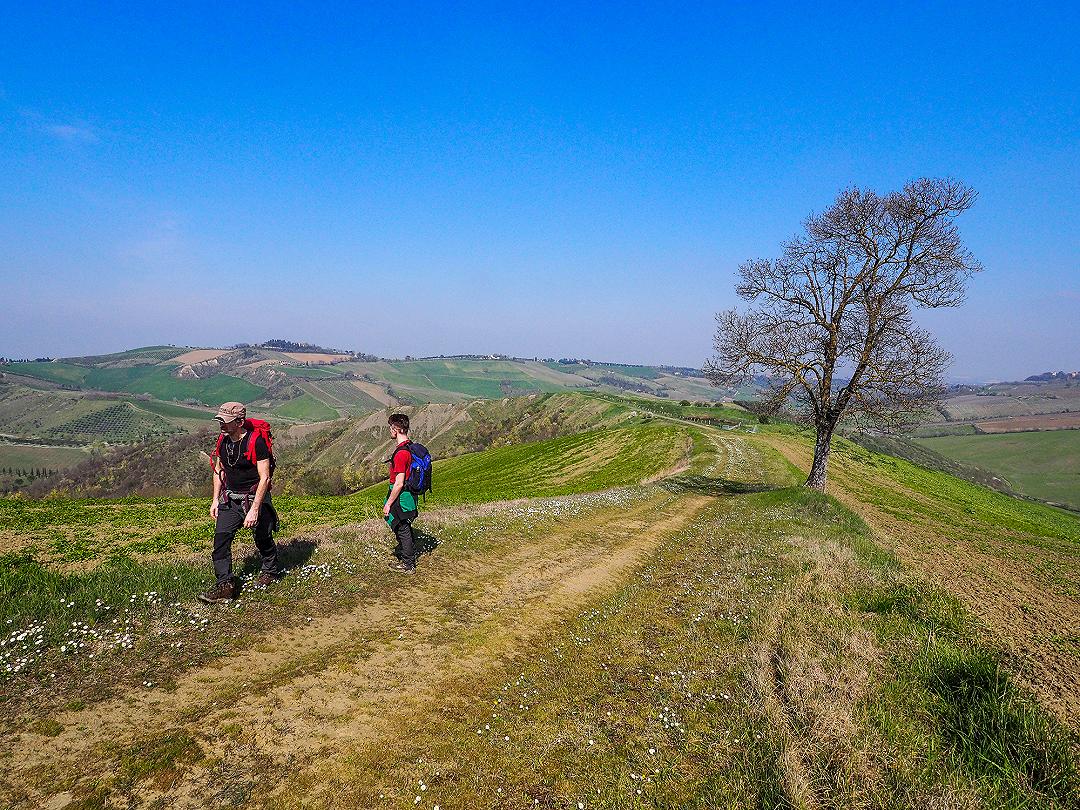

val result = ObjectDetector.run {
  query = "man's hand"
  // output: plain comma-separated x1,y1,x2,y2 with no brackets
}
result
244,504,260,528
210,500,219,519
383,502,392,518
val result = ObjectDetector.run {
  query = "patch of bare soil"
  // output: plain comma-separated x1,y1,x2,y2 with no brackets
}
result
2,491,711,808
161,349,230,365
758,433,1080,733
975,413,1080,432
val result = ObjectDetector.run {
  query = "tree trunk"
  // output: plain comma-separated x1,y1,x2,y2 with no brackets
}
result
805,421,835,492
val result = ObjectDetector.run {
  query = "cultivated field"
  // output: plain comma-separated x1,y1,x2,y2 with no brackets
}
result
0,414,1076,808
973,412,1080,433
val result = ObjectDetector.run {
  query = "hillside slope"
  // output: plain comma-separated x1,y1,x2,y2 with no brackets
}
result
32,393,635,498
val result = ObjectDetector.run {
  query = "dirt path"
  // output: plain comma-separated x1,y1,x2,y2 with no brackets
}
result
757,432,1080,732
4,489,712,808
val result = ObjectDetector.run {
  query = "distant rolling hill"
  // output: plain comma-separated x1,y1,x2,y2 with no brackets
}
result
1,344,747,494
3,344,735,418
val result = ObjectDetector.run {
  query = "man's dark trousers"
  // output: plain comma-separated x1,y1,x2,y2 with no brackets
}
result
213,497,279,584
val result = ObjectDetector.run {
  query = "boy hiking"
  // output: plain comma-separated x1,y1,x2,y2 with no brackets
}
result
199,402,280,604
385,413,425,573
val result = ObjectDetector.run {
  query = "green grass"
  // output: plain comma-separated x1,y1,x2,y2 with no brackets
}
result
5,362,91,386
544,360,662,379
374,360,568,399
918,431,1080,510
830,435,1080,549
8,363,263,404
129,400,214,420
0,494,376,564
83,367,263,404
355,421,692,507
273,393,340,421
0,551,206,633
0,443,91,472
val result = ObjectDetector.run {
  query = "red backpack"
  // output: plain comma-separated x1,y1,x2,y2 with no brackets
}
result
210,418,276,488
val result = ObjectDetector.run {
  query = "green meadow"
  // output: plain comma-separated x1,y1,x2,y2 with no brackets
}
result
9,362,262,404
0,416,1076,809
918,430,1080,510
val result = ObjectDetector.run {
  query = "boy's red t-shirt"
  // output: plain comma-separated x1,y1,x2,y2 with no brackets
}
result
389,441,412,482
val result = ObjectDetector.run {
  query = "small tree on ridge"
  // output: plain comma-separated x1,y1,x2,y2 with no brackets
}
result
705,178,982,492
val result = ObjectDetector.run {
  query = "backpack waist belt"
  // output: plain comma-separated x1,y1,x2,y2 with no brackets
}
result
224,485,261,509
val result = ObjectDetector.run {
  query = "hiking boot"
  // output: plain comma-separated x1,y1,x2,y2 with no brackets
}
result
198,580,236,604
387,560,416,574
255,572,277,588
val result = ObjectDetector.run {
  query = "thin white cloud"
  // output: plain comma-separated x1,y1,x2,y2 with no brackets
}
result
42,122,99,143
18,109,101,143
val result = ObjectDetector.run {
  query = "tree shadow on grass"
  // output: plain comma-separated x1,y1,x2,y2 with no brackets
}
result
659,474,777,497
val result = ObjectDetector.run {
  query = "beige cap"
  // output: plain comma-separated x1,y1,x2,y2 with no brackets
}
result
214,402,246,422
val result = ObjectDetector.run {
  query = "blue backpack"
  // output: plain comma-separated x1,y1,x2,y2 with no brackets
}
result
391,441,433,500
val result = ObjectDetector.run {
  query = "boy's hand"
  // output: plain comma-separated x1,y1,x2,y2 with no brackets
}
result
210,501,219,519
383,503,392,517
244,506,260,528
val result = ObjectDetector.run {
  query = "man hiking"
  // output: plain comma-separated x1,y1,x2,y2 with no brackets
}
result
199,402,280,604
385,413,420,573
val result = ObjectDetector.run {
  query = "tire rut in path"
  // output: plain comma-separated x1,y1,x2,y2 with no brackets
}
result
8,490,713,807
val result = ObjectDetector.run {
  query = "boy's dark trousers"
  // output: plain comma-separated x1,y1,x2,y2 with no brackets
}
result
386,488,419,568
392,519,416,568
213,496,279,584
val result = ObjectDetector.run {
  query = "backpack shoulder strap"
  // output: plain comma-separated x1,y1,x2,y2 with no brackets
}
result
211,434,225,462
244,427,274,465
386,441,411,464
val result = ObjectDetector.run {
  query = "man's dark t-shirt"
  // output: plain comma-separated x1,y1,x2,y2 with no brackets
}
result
220,433,270,491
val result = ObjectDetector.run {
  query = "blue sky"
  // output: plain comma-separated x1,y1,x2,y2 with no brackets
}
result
1,2,1077,380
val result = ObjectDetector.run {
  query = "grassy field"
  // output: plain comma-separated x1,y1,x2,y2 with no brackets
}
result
0,418,1075,807
273,393,340,422
128,400,214,420
918,430,1080,510
382,360,569,399
0,444,91,472
8,363,263,404
355,421,694,507
0,421,692,567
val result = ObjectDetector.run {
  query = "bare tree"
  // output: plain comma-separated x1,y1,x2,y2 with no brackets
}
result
706,178,982,492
